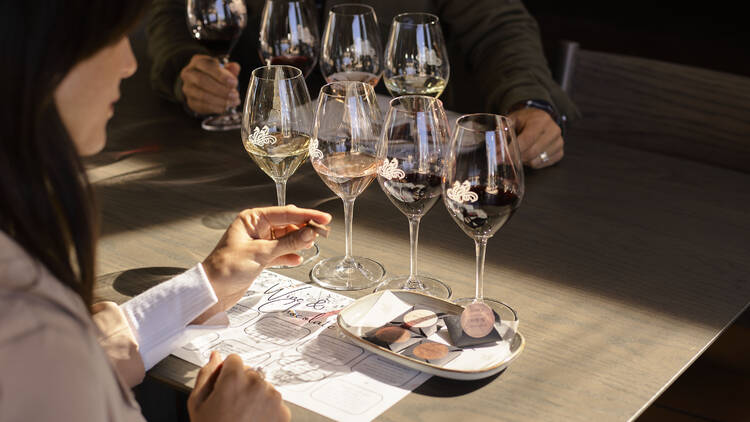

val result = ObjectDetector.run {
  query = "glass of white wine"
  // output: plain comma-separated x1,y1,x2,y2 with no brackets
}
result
242,65,319,266
320,4,383,87
309,80,385,290
384,13,450,97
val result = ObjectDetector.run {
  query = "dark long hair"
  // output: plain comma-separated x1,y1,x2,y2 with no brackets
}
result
0,1,149,307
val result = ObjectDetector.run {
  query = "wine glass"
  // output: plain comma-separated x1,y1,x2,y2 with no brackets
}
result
320,4,383,87
384,13,450,98
242,65,319,266
187,0,248,131
442,114,523,324
309,81,385,290
258,0,320,78
373,95,452,298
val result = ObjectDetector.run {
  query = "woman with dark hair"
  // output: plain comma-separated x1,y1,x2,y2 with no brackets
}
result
0,1,324,420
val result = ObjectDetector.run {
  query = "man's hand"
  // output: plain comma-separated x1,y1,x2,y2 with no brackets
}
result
188,352,291,422
180,54,241,115
509,107,564,169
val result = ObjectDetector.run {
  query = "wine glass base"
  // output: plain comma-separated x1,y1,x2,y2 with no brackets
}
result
374,275,451,299
311,256,385,291
452,297,519,326
201,112,242,131
269,243,320,269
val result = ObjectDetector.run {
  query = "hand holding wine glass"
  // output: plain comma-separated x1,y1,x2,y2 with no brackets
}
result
258,0,320,78
242,65,319,266
384,13,450,97
374,95,452,298
186,0,247,131
442,114,523,328
309,81,385,290
320,4,383,86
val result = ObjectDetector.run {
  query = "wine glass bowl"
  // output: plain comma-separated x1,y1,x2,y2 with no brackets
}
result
384,13,450,98
242,65,319,266
442,113,523,315
258,0,320,78
374,95,452,298
320,4,383,86
309,81,385,290
187,0,248,131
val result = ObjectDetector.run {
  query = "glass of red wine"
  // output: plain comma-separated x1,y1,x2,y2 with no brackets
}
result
320,4,383,87
187,0,248,131
309,81,385,290
442,114,524,321
258,0,320,78
373,95,452,298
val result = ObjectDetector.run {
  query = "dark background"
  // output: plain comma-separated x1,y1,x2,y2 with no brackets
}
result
525,1,750,78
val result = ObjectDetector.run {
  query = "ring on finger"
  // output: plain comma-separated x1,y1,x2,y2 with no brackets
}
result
539,151,550,163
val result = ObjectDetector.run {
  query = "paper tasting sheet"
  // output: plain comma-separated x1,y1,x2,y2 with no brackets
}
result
172,271,431,422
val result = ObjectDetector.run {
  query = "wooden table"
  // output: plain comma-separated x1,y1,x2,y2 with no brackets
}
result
91,33,750,422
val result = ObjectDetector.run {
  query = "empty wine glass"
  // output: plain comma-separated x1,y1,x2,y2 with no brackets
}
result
258,0,320,78
384,13,450,98
187,0,248,131
442,114,523,323
242,65,319,266
374,95,452,298
309,81,385,290
320,4,383,86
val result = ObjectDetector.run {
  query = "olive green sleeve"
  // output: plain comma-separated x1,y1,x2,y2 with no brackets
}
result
146,0,209,103
437,0,579,121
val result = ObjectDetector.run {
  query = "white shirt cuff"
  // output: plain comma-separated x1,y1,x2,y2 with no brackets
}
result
120,263,219,370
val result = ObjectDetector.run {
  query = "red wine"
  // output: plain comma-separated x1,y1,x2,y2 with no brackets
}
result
444,185,520,238
268,55,315,77
192,23,243,57
380,172,441,217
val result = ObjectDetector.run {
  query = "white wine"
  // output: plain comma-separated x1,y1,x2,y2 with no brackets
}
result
326,71,380,87
313,151,378,199
243,131,310,181
384,74,447,97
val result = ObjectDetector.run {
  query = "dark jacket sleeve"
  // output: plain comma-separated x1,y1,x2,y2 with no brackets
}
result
146,0,209,103
437,0,579,121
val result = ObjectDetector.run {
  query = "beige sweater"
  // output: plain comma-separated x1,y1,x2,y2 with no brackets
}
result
0,232,145,421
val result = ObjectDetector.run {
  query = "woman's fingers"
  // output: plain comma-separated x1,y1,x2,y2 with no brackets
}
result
189,351,223,411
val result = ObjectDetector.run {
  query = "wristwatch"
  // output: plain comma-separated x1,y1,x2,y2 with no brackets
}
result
512,99,566,136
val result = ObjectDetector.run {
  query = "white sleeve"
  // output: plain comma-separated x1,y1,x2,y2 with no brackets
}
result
120,264,219,370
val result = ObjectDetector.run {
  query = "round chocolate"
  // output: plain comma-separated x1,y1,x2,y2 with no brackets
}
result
403,309,438,329
374,326,411,344
413,342,449,360
460,302,495,338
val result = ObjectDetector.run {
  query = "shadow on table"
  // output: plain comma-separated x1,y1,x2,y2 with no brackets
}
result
413,371,503,397
95,266,187,303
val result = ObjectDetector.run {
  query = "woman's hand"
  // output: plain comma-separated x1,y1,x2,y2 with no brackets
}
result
188,352,290,422
195,205,332,323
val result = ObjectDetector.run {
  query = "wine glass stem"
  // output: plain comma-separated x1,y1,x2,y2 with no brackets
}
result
343,198,355,264
275,180,287,206
474,237,488,302
217,55,236,115
406,216,422,289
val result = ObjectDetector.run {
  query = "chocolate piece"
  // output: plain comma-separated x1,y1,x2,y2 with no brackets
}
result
402,340,461,366
363,324,423,352
306,219,329,238
460,302,495,338
445,308,502,348
402,309,439,337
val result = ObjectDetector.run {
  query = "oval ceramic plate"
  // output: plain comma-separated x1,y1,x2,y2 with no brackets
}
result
337,290,525,381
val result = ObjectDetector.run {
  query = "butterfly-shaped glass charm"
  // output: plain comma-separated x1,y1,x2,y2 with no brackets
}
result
446,180,478,203
377,157,406,180
249,125,277,147
308,137,323,160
